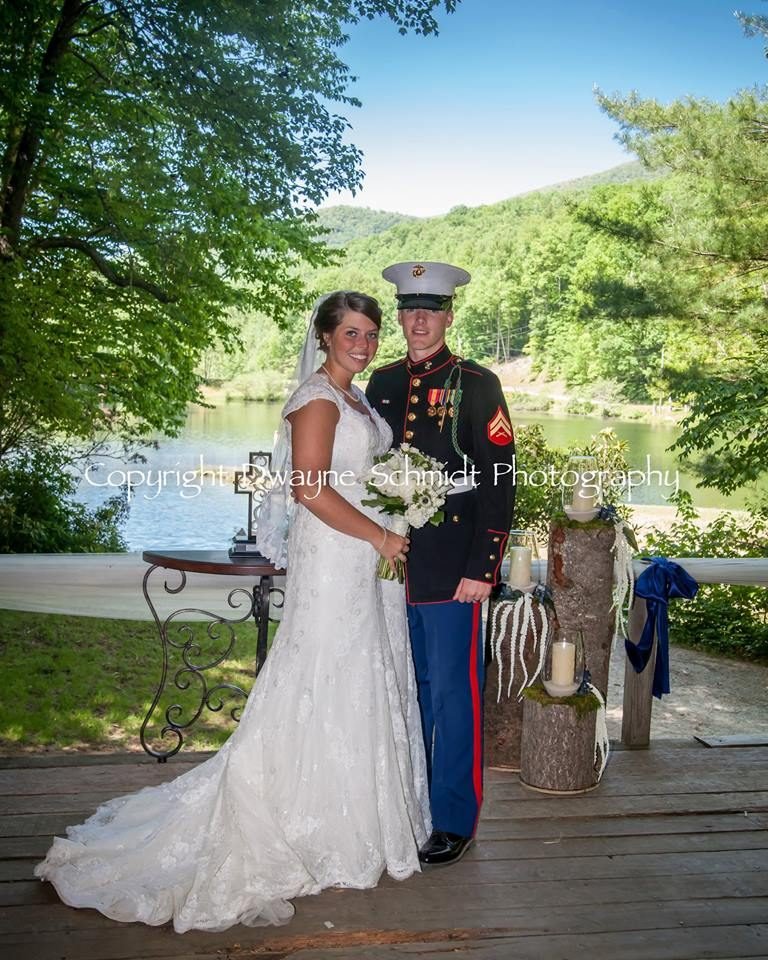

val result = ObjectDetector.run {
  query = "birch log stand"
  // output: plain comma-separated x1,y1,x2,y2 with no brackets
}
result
519,517,615,793
520,689,601,793
545,516,616,696
484,598,545,771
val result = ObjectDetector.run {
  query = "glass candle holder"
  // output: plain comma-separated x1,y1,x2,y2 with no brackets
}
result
506,528,538,590
542,630,585,698
562,454,601,521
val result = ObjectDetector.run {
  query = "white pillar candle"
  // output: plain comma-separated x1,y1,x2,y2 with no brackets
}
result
507,545,532,588
551,640,576,686
571,475,598,512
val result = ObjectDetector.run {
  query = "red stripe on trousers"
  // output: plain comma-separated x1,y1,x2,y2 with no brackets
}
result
469,602,483,832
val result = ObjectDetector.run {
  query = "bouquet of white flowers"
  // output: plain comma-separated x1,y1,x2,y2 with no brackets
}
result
361,443,453,582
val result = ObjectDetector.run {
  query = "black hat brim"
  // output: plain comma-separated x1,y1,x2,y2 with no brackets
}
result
396,294,453,311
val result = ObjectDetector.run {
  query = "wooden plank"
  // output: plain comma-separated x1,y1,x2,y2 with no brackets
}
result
6,848,766,887
469,829,768,862
6,820,767,863
5,896,768,938
695,735,768,748
10,808,757,845
481,790,768,820
477,812,768,840
0,880,53,907
3,786,766,820
487,773,768,799
0,751,214,770
0,763,201,797
276,925,768,960
0,859,40,881
622,598,655,749
2,906,767,960
4,786,768,820
0,793,117,816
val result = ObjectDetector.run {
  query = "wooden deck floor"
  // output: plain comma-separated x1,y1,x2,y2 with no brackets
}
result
1,742,766,960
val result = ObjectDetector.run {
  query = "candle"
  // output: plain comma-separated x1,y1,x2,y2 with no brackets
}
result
571,474,598,512
508,545,532,588
551,640,576,686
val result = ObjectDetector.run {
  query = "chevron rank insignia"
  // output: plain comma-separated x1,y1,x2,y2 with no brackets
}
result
487,406,513,446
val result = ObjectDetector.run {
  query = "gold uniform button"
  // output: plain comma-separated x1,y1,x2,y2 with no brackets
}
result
405,430,414,440
407,412,417,421
492,536,500,543
412,378,421,387
484,572,492,580
452,514,460,523
410,394,419,403
489,554,496,560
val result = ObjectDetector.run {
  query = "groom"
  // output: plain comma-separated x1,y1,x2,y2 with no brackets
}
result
366,261,516,865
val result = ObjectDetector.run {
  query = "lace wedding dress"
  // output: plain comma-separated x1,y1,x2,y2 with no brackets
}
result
35,373,431,933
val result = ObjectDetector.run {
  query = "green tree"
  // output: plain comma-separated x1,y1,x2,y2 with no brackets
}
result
587,15,768,493
0,0,458,455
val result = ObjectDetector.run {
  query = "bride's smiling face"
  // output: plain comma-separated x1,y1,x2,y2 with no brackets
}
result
324,311,380,378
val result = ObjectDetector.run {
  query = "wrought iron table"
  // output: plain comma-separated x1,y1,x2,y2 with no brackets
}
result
140,550,284,761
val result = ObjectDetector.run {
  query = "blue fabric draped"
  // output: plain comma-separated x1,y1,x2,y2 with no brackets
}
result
625,557,699,699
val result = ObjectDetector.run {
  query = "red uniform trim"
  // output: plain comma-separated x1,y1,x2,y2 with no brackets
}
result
372,357,407,372
469,601,483,831
489,529,509,583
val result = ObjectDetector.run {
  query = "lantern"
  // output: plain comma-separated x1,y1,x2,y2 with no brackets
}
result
542,630,585,698
562,454,601,521
506,528,538,590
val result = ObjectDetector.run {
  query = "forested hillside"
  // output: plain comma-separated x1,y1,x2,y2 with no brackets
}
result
204,160,700,402
315,206,419,247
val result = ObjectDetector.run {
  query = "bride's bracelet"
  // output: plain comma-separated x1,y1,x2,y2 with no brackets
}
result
376,526,388,552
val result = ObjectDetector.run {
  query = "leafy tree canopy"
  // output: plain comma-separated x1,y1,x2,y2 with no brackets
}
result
580,11,768,494
0,0,458,454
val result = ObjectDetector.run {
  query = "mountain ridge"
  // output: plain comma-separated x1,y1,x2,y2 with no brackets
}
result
315,159,656,244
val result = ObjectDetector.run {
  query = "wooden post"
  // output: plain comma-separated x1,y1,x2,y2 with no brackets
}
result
621,597,656,749
520,691,601,793
546,518,615,698
484,597,543,771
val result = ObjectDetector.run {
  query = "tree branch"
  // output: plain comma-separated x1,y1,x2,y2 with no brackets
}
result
0,0,87,249
69,48,113,85
31,237,173,302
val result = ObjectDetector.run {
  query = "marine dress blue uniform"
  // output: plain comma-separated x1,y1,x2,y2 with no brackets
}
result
366,341,516,839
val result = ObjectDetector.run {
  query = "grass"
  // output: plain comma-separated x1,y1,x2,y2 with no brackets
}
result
0,610,274,754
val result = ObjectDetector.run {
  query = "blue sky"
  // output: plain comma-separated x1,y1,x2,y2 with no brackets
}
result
322,0,766,215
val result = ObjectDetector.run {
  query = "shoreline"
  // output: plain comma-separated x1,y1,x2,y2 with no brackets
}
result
197,358,684,426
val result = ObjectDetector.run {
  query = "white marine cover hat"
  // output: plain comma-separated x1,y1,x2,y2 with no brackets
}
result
382,260,471,310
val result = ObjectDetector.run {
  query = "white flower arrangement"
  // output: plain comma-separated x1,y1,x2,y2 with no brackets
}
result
361,443,452,581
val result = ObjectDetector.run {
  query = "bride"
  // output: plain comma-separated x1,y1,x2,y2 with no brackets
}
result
35,291,431,932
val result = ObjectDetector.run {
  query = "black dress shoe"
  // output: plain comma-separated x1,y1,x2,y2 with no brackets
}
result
418,830,474,866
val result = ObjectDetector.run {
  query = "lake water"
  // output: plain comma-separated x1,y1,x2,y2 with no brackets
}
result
74,400,758,551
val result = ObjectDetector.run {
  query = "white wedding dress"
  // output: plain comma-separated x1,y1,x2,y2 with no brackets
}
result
35,373,431,932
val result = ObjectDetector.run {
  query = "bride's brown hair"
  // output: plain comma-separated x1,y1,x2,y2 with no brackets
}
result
314,291,382,351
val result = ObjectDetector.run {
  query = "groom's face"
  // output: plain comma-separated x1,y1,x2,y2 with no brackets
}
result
399,307,454,361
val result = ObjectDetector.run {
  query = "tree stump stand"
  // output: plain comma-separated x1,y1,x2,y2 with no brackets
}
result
484,595,543,771
547,516,616,698
520,688,601,794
